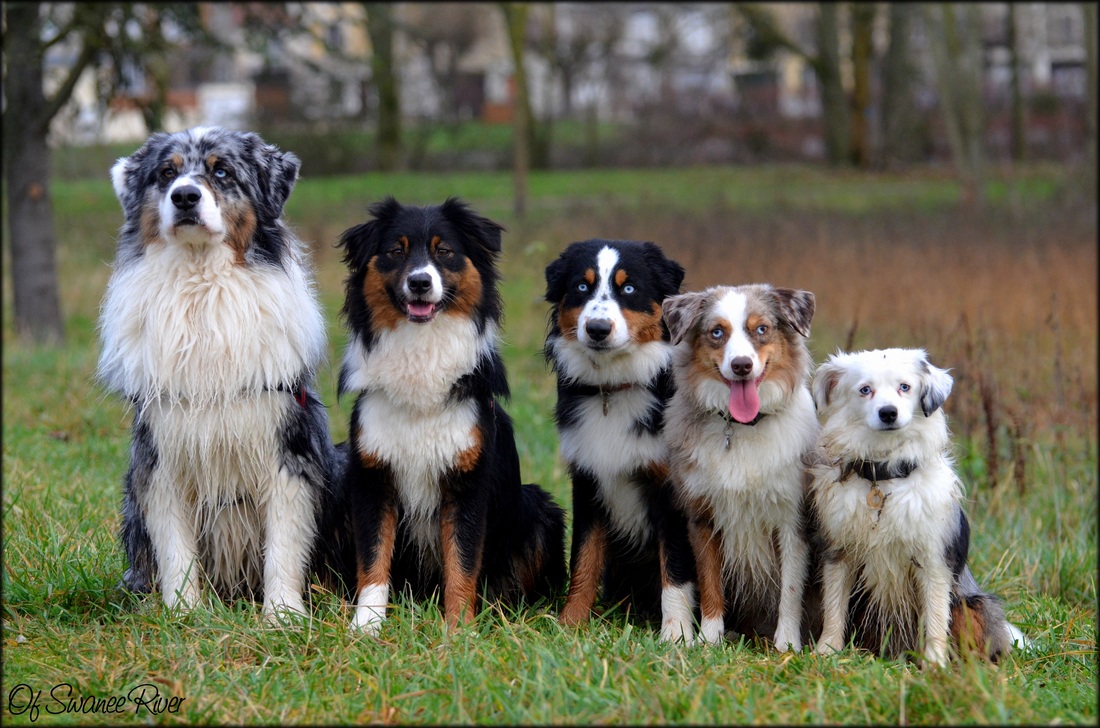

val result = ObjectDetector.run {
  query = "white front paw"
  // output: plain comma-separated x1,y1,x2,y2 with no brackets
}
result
923,644,948,668
773,624,801,653
660,618,694,644
699,616,724,645
263,594,307,624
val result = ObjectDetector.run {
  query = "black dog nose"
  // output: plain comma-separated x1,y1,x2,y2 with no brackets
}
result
730,356,754,378
585,318,613,342
170,185,202,211
879,406,898,424
407,271,433,296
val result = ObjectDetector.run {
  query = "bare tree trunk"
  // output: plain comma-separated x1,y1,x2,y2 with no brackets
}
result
501,2,531,218
1083,2,1098,196
850,2,876,167
365,3,403,171
881,3,920,166
817,4,850,166
3,3,64,344
1008,2,1026,162
926,3,986,208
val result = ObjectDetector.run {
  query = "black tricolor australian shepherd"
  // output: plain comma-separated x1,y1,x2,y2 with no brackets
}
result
98,127,350,618
543,239,697,641
337,196,566,634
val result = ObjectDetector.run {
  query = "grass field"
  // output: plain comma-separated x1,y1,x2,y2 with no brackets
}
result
3,162,1096,724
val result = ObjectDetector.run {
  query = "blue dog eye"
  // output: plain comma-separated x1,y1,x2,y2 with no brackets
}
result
578,283,588,292
711,328,723,339
622,284,635,294
859,386,872,396
213,168,228,179
899,383,911,392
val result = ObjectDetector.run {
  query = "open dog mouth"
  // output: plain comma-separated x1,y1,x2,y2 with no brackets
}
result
724,362,768,424
405,300,440,323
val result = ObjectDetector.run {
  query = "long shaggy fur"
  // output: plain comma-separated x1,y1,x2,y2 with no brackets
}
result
98,127,351,618
662,284,820,650
543,239,696,641
808,347,1018,664
338,197,566,635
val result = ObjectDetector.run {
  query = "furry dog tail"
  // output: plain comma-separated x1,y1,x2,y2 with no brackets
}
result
950,565,1024,662
482,482,567,605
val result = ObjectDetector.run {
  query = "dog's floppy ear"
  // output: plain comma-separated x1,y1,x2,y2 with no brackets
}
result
662,290,710,346
441,196,504,254
544,251,570,304
772,287,816,338
641,241,686,297
918,353,954,416
264,147,301,214
811,356,844,413
338,196,402,270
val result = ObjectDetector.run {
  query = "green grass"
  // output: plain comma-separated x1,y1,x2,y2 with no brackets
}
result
3,163,1096,724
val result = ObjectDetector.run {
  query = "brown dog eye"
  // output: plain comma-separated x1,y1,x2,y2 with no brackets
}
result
437,245,453,259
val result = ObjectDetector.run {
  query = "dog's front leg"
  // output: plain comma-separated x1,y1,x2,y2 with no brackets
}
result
918,555,953,667
262,468,317,620
687,506,724,645
773,523,808,652
349,477,397,635
814,557,854,654
144,469,201,610
560,471,608,626
441,498,486,630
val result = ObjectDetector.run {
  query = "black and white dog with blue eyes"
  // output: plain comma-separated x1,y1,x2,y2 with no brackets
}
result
544,239,697,641
98,126,350,619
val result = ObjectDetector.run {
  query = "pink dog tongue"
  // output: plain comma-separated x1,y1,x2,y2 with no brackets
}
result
728,379,761,423
407,302,434,318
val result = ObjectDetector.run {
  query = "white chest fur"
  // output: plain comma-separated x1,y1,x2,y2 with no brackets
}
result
345,315,493,556
559,386,665,542
97,242,326,406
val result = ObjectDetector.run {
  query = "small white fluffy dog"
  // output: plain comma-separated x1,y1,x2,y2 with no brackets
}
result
808,348,1018,665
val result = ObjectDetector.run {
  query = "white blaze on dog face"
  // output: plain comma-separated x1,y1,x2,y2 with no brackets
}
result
575,246,631,349
159,173,227,243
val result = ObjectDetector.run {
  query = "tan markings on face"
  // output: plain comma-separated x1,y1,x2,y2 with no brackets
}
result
452,426,483,473
622,301,665,344
429,235,442,254
441,506,481,627
363,258,404,330
397,235,409,252
559,522,607,625
224,199,257,264
169,153,184,170
356,505,397,592
686,316,730,387
557,304,583,341
441,258,483,318
206,154,219,170
614,269,628,288
140,197,162,245
583,269,596,286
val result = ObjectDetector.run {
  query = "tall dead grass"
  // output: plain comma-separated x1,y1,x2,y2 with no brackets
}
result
518,199,1097,491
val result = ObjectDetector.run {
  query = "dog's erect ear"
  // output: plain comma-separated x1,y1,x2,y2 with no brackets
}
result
641,242,686,297
338,196,402,270
918,353,954,416
662,290,710,346
811,357,844,413
110,132,170,213
544,252,570,304
772,288,816,338
441,196,504,254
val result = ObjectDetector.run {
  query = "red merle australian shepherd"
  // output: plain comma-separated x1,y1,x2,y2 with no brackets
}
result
544,239,697,641
338,197,566,634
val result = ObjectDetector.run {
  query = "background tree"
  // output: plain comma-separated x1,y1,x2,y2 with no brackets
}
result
364,2,403,171
734,3,851,166
924,3,987,207
848,3,875,167
1082,1,1097,197
2,3,208,344
500,2,531,217
880,3,922,166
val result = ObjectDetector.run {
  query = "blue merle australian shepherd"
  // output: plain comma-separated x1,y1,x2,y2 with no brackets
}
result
337,197,566,634
544,239,697,641
98,127,350,619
